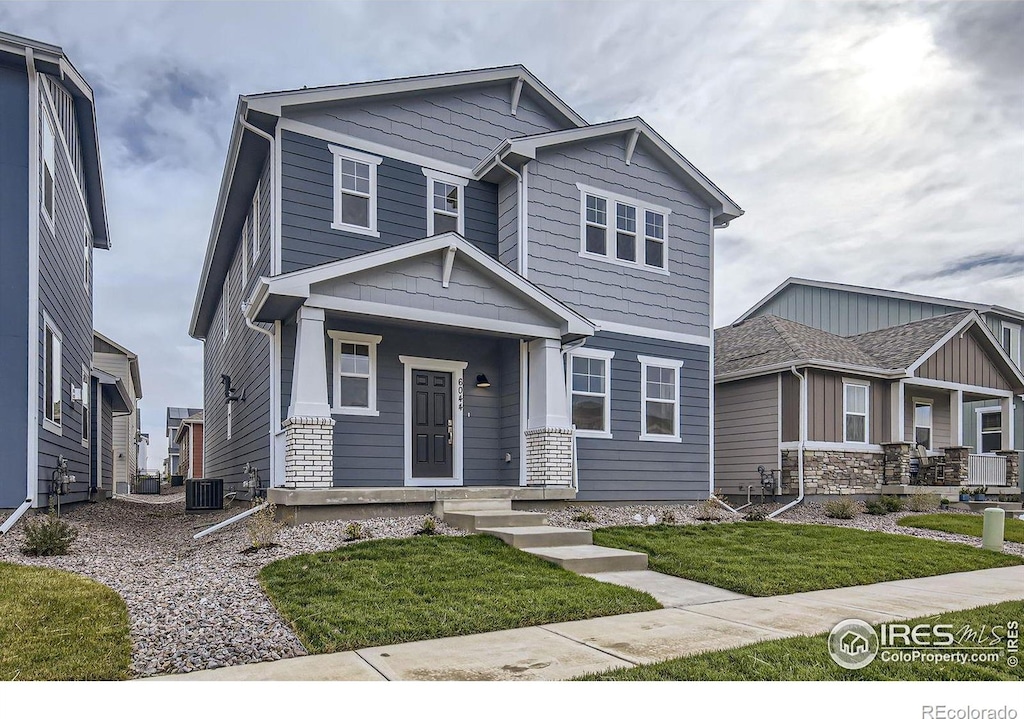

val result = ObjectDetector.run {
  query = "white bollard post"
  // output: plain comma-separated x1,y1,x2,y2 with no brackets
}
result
982,507,1005,552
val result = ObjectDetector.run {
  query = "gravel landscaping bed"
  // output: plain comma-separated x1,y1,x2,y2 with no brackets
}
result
0,499,463,678
544,502,745,528
773,503,1024,558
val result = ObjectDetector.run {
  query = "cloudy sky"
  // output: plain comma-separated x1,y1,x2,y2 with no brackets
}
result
1,1,1021,467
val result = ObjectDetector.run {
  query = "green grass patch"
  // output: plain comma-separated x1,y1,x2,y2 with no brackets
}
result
258,534,660,653
0,562,131,680
898,513,1024,543
593,523,1022,596
581,600,1024,680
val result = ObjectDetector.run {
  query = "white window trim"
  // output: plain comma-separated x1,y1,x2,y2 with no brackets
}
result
912,397,933,450
222,276,230,343
83,219,91,292
1001,322,1021,368
638,355,684,442
976,407,1002,455
42,313,62,436
328,330,382,416
81,364,90,448
241,215,249,287
41,108,55,230
576,182,671,276
567,347,614,439
842,379,871,444
398,355,467,486
251,180,261,267
423,168,467,236
329,144,382,237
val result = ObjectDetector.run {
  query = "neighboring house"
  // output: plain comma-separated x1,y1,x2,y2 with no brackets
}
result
165,406,201,477
714,306,1024,500
189,66,742,519
174,412,204,480
93,331,143,494
0,33,111,510
89,367,132,498
137,432,149,474
736,278,1024,485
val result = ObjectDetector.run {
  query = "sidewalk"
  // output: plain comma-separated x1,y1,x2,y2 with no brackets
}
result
151,565,1024,681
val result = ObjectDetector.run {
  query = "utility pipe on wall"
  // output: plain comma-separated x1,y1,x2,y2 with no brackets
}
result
0,499,33,535
493,155,528,278
770,367,806,518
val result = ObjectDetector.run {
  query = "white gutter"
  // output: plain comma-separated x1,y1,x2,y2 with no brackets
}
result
0,498,33,535
770,366,806,518
193,502,270,540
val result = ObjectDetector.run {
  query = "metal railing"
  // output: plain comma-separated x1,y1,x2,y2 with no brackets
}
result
967,454,1008,486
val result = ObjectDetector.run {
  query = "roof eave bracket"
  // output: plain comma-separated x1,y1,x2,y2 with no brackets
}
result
624,128,641,166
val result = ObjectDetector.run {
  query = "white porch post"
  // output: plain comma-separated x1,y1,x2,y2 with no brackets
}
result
283,306,334,489
524,338,573,486
891,380,905,442
1000,396,1014,450
950,389,963,446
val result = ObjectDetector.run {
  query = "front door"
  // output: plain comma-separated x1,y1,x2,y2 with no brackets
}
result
412,370,454,478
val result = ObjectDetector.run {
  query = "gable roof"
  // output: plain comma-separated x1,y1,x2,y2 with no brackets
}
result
737,277,1024,324
173,411,204,445
93,330,143,398
473,117,742,226
0,31,110,249
716,310,1024,391
91,367,132,415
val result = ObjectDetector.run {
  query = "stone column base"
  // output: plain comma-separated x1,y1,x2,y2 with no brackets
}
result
942,446,971,485
881,442,911,485
995,450,1021,488
525,427,573,486
283,416,335,489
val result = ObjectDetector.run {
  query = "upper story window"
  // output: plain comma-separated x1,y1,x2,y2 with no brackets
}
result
43,315,62,434
568,348,614,438
1001,322,1021,368
577,183,670,275
83,220,91,292
843,380,870,443
330,145,382,237
328,331,382,416
423,169,468,236
639,355,683,442
41,112,56,224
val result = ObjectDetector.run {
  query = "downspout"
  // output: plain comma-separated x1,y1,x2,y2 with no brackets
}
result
0,498,33,536
493,154,527,278
193,501,270,540
770,366,806,518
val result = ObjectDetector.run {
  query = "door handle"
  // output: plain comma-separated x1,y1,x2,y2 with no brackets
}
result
447,419,453,446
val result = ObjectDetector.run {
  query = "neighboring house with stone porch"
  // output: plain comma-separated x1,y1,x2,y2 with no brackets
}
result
188,66,742,521
714,310,1024,501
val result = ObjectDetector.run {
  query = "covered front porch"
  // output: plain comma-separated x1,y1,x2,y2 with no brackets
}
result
247,234,595,521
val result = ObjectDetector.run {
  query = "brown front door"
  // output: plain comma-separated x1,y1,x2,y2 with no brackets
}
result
412,370,453,478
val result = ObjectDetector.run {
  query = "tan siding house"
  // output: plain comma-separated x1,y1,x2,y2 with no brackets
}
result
93,332,142,495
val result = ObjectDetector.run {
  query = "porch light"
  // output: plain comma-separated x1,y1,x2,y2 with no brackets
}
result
476,374,491,388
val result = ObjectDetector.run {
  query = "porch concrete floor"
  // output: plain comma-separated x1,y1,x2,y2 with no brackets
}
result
149,565,1024,681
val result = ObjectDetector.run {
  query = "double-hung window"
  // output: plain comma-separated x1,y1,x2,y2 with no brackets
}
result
43,315,62,433
639,356,683,441
423,169,467,235
41,112,55,224
329,331,382,416
577,183,670,273
568,348,614,438
913,399,932,450
330,145,382,236
1001,322,1021,367
979,410,1002,453
843,380,870,443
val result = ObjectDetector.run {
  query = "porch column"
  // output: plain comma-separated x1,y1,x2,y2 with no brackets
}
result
1000,397,1014,451
525,338,573,487
950,389,963,446
284,306,334,489
890,380,905,441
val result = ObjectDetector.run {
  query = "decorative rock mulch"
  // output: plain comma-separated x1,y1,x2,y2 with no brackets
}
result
0,499,463,678
543,501,745,528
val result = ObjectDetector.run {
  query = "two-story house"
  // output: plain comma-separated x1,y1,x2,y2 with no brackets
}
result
0,32,111,514
93,331,143,494
189,66,742,521
714,278,1023,502
165,406,202,478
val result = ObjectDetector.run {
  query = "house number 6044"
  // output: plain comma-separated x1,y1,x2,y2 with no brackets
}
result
457,377,464,410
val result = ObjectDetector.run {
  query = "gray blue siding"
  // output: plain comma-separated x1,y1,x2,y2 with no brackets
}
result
527,137,712,337
575,332,711,502
280,130,498,274
0,64,29,507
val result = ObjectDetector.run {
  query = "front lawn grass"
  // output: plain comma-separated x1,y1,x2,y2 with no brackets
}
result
898,513,1024,543
258,534,660,653
0,562,131,680
581,600,1024,680
592,523,1022,596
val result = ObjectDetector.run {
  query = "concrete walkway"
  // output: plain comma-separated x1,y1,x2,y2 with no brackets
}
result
152,565,1024,681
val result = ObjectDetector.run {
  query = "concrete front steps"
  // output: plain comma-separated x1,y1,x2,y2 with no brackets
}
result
439,499,647,573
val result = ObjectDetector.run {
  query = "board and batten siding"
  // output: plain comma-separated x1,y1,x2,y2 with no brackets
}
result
279,318,520,487
750,285,968,336
526,137,712,337
280,129,498,273
36,85,93,507
204,156,273,493
914,327,1012,392
805,370,890,444
575,332,710,502
285,85,572,170
714,375,779,495
0,64,30,507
